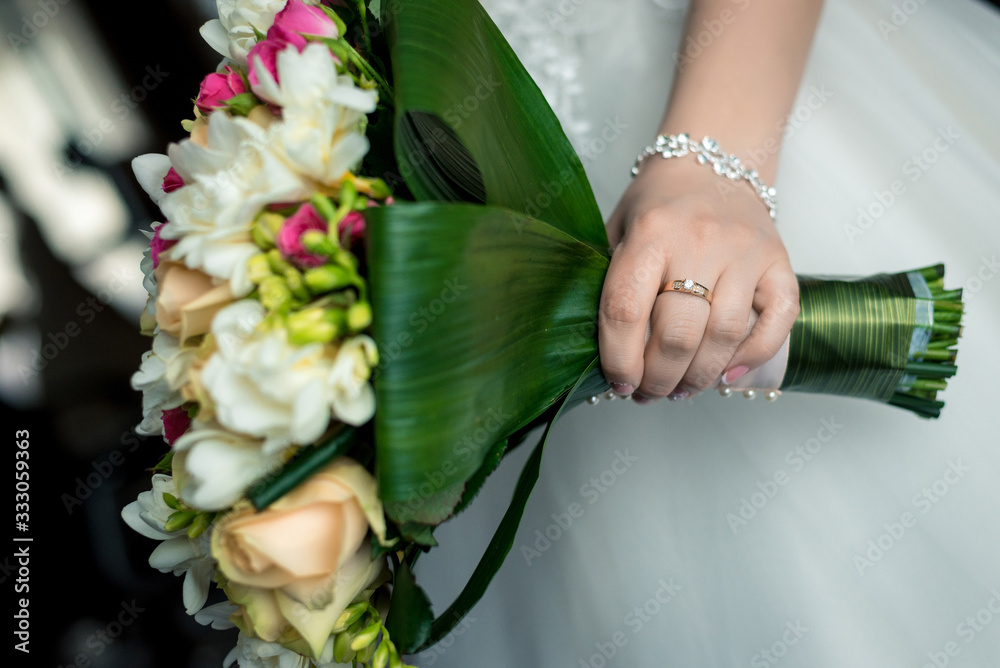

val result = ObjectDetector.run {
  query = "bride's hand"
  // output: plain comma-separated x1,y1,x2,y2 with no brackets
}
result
600,155,799,403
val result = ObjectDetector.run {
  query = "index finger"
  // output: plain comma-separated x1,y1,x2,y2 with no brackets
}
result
598,239,664,392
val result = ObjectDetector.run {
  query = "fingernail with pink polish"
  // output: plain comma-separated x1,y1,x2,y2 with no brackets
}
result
610,382,634,396
721,365,749,385
667,390,690,401
631,392,652,405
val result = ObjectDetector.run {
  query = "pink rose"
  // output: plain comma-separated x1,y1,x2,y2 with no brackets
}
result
273,0,339,40
247,26,304,90
161,406,192,446
161,167,184,194
247,0,338,90
150,222,177,270
337,210,366,245
276,203,329,267
195,66,248,115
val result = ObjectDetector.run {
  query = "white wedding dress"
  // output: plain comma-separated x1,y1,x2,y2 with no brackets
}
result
413,1,1000,666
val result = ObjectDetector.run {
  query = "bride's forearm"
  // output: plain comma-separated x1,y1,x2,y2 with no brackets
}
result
661,0,825,182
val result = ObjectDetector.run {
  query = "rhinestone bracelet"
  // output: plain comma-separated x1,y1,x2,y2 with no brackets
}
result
631,133,778,220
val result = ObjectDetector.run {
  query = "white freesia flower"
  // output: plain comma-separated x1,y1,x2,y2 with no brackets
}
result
328,335,377,426
131,332,196,436
203,300,324,448
200,301,377,451
200,0,290,67
224,632,347,668
251,43,377,186
160,112,312,296
121,474,214,615
138,225,160,334
172,422,284,511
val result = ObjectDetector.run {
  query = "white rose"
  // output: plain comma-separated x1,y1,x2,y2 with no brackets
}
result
200,0,290,67
121,474,214,615
251,43,377,186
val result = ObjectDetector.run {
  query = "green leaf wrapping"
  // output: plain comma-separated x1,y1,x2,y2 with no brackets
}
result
781,266,961,419
781,273,917,401
247,427,357,510
366,203,608,521
382,0,608,250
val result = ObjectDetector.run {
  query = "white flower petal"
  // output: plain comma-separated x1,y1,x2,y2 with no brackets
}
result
199,19,231,59
150,536,199,572
175,426,280,510
332,384,375,426
132,153,173,205
122,501,172,540
183,559,215,615
195,601,239,629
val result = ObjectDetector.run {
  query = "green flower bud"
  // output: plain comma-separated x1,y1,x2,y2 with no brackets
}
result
287,307,345,345
187,512,212,539
258,275,293,311
164,510,197,532
356,639,377,664
333,631,356,664
333,602,369,633
247,254,274,284
388,645,404,668
283,268,310,302
333,248,360,272
300,230,339,258
369,178,392,200
266,248,293,275
338,179,359,210
310,193,338,222
162,492,180,510
252,212,284,249
350,621,382,651
372,640,390,668
347,301,373,332
304,265,354,294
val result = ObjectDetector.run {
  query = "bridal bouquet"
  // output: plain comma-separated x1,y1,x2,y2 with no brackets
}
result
122,1,963,666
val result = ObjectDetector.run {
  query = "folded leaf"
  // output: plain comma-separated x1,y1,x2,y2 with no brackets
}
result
383,0,608,250
366,202,608,521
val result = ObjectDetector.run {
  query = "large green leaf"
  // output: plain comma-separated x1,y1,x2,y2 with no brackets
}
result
366,202,608,521
382,0,608,250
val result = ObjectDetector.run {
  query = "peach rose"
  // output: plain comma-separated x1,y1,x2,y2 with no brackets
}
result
211,458,388,659
154,262,234,344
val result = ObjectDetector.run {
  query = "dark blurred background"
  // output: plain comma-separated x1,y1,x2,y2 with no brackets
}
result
3,1,1000,667
1,0,239,666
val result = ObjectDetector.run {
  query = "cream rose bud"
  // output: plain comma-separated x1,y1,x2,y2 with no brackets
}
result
154,261,234,344
212,458,388,658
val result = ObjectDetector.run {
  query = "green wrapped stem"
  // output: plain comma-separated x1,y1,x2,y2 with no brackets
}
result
781,265,961,418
